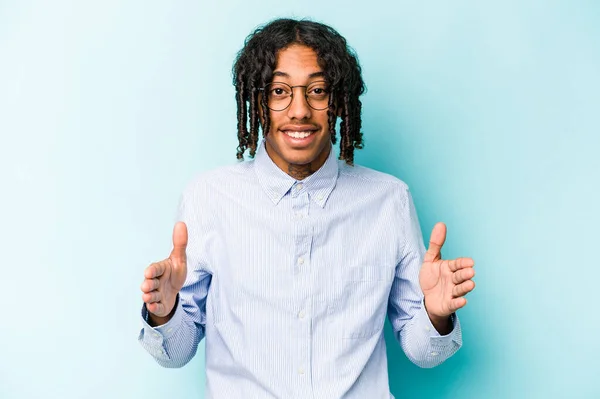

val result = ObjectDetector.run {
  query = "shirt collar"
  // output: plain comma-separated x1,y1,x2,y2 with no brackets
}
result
254,139,339,208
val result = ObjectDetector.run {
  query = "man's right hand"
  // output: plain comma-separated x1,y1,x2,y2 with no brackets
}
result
141,221,188,324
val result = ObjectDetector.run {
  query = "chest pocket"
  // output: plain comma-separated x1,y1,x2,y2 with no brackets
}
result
340,264,395,339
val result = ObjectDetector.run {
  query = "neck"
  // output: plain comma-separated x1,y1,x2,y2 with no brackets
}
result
263,140,332,181
287,163,314,180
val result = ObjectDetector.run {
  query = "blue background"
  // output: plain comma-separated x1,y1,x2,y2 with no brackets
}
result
1,1,599,398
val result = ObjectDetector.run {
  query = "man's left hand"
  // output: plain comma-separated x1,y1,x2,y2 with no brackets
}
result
419,222,476,322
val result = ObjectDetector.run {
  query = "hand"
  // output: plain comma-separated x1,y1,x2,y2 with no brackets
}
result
419,222,475,320
141,221,188,318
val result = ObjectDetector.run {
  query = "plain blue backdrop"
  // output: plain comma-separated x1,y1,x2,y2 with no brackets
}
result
1,1,599,398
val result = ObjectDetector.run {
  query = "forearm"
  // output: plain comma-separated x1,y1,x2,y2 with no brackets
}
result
427,314,452,335
395,300,462,368
138,297,205,368
147,295,179,327
424,297,452,335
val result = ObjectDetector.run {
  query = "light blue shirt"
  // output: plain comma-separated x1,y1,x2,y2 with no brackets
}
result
139,140,462,399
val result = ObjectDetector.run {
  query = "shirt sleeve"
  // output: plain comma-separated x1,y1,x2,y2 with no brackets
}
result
138,182,213,368
387,185,462,368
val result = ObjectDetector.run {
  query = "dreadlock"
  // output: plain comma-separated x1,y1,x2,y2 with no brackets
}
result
232,18,366,165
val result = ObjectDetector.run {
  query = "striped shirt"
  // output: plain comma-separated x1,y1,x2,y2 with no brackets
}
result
139,140,462,399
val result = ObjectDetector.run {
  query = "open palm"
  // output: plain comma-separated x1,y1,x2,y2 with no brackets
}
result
419,222,475,319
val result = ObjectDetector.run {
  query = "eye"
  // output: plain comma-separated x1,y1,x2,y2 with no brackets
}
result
268,84,291,97
308,84,329,98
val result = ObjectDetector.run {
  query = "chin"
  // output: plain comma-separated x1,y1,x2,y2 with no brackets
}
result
265,129,331,170
283,155,319,166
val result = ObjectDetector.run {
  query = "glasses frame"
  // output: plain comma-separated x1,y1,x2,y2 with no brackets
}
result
259,80,330,112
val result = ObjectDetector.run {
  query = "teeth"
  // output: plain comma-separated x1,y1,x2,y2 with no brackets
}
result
284,131,313,139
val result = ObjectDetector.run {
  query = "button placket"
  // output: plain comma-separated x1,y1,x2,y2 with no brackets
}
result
291,192,311,275
290,187,312,389
297,301,312,385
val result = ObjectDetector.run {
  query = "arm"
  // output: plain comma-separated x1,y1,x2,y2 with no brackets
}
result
387,186,462,368
138,185,213,368
138,270,212,368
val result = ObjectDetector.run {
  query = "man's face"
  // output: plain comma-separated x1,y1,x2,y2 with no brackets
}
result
261,44,332,177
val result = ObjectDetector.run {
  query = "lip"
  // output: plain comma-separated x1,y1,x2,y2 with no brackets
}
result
279,126,319,147
280,124,319,132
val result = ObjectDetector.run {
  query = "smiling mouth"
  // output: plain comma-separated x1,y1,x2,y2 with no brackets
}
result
282,130,317,139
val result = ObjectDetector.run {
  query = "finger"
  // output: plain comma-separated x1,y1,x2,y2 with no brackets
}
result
140,278,160,293
452,280,476,298
448,297,467,313
452,268,476,285
142,291,162,304
144,261,166,279
448,257,475,272
170,221,188,265
423,222,446,263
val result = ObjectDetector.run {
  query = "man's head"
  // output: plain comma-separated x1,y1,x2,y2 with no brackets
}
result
232,18,365,169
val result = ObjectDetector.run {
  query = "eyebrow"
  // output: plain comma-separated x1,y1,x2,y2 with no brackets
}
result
272,71,325,79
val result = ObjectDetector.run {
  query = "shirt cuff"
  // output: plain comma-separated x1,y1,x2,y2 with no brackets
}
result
140,295,184,341
415,298,462,347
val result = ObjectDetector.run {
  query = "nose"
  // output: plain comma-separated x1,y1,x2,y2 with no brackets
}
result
286,90,312,120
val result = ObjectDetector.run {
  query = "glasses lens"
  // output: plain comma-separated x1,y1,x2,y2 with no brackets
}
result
265,83,292,111
263,81,330,111
306,81,330,110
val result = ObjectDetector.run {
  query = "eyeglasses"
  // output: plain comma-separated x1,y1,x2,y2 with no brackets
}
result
259,80,330,111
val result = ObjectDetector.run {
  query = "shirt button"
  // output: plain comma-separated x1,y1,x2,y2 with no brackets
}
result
297,257,304,265
154,333,160,338
167,328,173,333
298,310,306,319
431,352,439,356
425,326,430,332
298,367,305,375
296,183,304,190
317,194,324,201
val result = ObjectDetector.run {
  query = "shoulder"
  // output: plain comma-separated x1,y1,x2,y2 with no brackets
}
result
338,161,410,194
181,160,256,199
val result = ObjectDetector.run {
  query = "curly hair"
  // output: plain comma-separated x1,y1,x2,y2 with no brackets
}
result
232,18,366,165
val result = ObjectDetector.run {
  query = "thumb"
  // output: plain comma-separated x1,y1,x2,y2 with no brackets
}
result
170,221,188,264
423,222,446,263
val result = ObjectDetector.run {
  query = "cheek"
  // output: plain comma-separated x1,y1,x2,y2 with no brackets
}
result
319,111,332,131
267,111,284,132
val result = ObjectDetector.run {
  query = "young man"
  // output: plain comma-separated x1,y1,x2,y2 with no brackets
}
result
139,18,476,399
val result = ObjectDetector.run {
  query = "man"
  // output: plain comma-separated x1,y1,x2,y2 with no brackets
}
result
139,18,476,399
